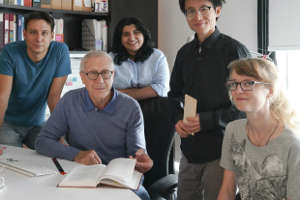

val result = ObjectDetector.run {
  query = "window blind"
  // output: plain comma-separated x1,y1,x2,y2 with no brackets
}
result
269,0,300,50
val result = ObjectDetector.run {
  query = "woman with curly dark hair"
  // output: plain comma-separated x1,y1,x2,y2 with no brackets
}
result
110,17,169,100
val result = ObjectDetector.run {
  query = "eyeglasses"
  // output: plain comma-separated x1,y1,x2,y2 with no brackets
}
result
82,70,114,80
185,6,211,19
226,80,271,91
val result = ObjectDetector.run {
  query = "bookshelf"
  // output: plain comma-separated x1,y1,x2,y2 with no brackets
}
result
0,3,110,51
0,0,159,51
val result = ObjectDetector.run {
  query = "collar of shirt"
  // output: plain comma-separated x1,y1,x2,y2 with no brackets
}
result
82,87,118,114
192,26,221,51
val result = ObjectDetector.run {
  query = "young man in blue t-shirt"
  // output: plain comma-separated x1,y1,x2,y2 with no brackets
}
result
0,11,71,149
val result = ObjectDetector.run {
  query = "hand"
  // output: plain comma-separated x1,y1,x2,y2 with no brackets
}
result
175,114,201,137
130,149,153,174
74,150,102,165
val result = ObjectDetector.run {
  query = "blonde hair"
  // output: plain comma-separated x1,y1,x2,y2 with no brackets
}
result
228,58,300,131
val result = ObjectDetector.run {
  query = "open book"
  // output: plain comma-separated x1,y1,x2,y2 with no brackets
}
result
57,158,142,190
0,145,57,177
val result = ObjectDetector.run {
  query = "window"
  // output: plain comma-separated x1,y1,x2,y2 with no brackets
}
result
275,50,300,112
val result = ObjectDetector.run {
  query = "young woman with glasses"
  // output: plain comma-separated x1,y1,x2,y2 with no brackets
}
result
217,58,300,200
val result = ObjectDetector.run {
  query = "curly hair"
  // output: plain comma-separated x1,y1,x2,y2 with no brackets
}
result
111,17,154,65
179,0,226,13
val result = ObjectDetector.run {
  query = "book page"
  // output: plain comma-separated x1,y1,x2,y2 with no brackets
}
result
0,146,57,177
100,158,136,187
183,94,197,123
58,164,106,188
100,169,142,190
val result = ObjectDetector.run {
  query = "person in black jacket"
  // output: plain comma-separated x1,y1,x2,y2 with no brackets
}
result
168,0,250,199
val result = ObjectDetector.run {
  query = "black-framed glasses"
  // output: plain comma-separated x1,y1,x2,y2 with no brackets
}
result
226,80,271,91
82,70,114,80
185,6,211,19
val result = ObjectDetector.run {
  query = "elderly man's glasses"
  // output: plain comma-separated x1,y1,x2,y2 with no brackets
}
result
226,80,271,91
185,6,211,19
83,70,114,80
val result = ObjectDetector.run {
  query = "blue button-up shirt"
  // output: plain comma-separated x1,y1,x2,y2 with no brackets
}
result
110,48,170,97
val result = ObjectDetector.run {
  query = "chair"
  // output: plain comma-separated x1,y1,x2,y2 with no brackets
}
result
138,97,178,200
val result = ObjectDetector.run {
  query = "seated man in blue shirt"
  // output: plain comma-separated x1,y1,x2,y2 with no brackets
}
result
35,51,153,200
0,11,71,149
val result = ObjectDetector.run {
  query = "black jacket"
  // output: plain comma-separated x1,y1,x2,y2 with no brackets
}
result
168,27,249,163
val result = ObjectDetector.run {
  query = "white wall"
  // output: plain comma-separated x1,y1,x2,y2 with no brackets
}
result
158,1,193,70
218,0,257,52
158,0,257,70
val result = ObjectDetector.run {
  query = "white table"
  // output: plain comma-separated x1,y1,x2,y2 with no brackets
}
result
0,146,140,200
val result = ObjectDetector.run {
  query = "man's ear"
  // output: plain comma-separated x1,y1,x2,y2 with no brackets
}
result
79,72,86,85
215,6,222,18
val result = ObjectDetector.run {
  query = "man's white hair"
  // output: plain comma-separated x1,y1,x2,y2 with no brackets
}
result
80,50,114,72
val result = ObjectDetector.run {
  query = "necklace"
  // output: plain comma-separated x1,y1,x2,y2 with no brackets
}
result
247,121,279,146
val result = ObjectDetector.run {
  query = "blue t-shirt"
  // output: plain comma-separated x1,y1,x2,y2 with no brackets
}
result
0,41,71,126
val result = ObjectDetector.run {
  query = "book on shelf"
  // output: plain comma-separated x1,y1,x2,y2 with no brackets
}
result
41,0,51,8
57,158,142,190
92,0,109,13
18,0,25,6
3,12,9,45
32,0,41,7
9,13,16,43
0,145,57,177
54,18,64,42
100,20,107,51
16,14,24,41
82,19,107,51
24,0,32,7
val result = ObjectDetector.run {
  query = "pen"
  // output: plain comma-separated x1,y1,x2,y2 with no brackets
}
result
52,158,67,175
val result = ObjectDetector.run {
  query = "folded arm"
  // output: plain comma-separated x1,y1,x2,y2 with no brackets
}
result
119,86,157,100
119,53,170,100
